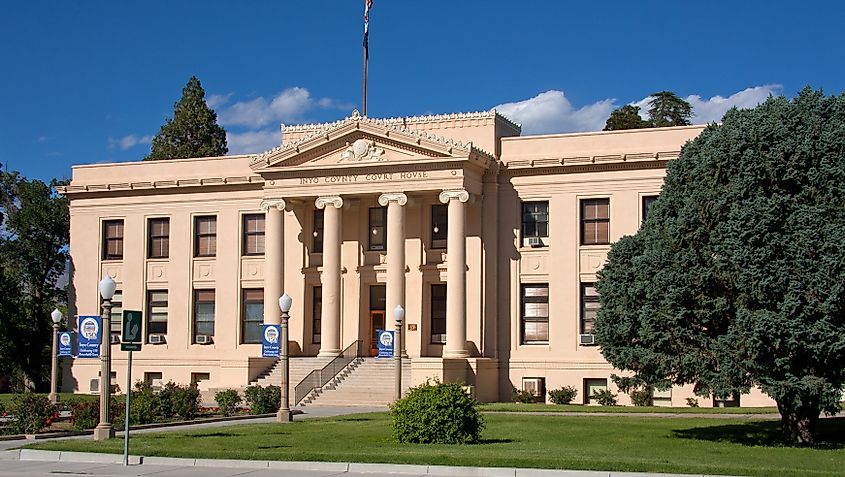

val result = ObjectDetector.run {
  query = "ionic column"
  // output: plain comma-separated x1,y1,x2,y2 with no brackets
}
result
316,195,343,357
379,192,408,356
439,189,470,358
261,199,286,326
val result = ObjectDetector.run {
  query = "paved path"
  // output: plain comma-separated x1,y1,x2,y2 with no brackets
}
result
484,411,780,420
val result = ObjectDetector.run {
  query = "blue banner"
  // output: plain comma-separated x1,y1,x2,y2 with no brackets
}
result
77,315,102,358
261,324,281,358
58,331,73,357
377,330,394,358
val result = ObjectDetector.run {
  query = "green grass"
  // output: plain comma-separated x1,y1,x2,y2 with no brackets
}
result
480,402,780,414
24,413,845,476
0,393,96,406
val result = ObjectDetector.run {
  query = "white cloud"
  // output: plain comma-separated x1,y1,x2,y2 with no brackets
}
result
108,134,152,150
206,93,233,109
493,90,615,135
226,129,281,155
685,85,783,123
218,87,313,128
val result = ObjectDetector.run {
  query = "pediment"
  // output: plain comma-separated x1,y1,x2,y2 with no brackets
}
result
249,112,492,172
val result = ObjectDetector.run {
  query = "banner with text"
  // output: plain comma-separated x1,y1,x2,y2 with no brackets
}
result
262,324,281,358
377,330,394,358
58,331,73,357
77,315,101,358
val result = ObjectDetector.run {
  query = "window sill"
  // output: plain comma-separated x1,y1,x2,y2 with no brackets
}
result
101,258,123,263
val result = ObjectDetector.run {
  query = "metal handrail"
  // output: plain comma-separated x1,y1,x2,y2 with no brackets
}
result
294,340,363,405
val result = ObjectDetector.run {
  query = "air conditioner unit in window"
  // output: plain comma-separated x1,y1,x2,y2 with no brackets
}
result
522,377,545,400
195,335,213,345
109,334,121,344
579,334,596,346
526,236,542,247
149,334,167,344
89,378,99,393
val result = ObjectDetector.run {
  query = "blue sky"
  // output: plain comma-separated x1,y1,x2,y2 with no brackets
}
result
2,1,843,183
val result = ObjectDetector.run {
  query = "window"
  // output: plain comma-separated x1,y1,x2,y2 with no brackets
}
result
651,387,672,407
581,198,610,245
430,284,447,344
368,207,387,251
144,372,163,391
148,218,169,259
581,283,600,335
642,195,658,222
242,214,265,256
193,290,215,341
191,373,210,387
101,290,123,339
312,286,322,344
147,290,168,337
521,284,549,343
584,378,608,405
521,202,549,246
431,205,448,249
242,289,263,344
310,209,324,253
522,377,546,402
102,220,124,260
194,216,217,257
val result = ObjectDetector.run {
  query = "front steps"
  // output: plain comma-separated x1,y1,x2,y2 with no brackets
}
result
300,357,412,406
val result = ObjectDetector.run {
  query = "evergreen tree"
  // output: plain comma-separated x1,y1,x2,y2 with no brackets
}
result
647,90,692,127
603,104,649,131
145,76,227,160
594,88,845,445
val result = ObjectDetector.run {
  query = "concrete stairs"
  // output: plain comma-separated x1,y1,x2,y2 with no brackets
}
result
251,356,334,388
301,357,412,406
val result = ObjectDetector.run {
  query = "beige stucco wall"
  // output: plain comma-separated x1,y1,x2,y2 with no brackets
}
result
61,113,775,407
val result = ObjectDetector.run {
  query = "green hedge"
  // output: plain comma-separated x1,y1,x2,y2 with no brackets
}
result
390,381,484,444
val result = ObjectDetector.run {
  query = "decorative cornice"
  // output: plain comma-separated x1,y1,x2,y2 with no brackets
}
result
260,198,286,212
439,189,470,204
55,175,264,195
315,196,343,209
378,192,408,207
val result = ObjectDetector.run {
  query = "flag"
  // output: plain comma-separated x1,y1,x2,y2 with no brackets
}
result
363,0,373,51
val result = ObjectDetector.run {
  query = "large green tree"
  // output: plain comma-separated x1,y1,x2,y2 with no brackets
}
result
603,104,649,131
604,91,694,130
145,76,228,160
0,168,69,390
594,88,845,445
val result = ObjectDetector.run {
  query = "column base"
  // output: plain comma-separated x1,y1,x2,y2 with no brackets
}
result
318,349,341,357
93,424,115,441
276,408,292,423
442,349,470,359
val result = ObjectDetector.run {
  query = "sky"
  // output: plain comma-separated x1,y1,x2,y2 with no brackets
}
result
1,1,843,183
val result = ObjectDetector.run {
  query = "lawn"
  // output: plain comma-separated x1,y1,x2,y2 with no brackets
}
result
25,413,845,476
480,403,780,414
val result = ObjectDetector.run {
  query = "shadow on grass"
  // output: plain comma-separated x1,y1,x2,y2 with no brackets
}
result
477,438,513,444
338,417,374,422
188,432,240,438
256,444,290,449
673,417,845,449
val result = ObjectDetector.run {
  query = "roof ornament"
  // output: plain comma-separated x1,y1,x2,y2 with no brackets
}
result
351,109,361,120
339,138,385,163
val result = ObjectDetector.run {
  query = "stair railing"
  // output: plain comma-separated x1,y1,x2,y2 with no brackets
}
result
294,340,363,405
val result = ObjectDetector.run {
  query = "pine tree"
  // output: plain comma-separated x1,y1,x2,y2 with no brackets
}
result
145,76,228,160
603,104,649,131
647,91,693,127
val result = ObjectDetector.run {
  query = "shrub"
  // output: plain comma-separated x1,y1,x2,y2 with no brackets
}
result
244,385,280,414
130,381,161,424
511,386,537,404
390,381,484,444
686,397,700,408
548,386,578,405
6,394,57,434
157,381,200,420
67,396,125,430
214,389,242,416
629,388,652,407
592,388,618,406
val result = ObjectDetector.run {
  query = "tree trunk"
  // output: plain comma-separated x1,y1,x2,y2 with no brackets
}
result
778,401,820,445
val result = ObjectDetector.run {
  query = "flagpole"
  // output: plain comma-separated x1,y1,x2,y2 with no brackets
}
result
363,45,368,117
362,0,372,117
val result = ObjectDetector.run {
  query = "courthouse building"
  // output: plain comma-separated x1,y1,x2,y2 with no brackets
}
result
60,110,773,407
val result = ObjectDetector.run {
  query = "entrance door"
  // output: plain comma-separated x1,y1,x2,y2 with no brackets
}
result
369,311,386,356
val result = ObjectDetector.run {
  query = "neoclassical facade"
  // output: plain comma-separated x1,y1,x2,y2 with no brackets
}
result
61,110,773,407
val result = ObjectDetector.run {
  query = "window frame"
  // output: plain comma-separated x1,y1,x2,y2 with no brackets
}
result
146,290,168,338
580,198,610,245
521,201,549,246
102,290,123,338
312,286,322,344
313,209,324,254
580,282,600,335
241,288,264,344
147,218,170,259
430,205,448,250
368,206,387,252
194,215,217,258
430,283,447,344
642,195,658,223
520,283,549,344
102,219,124,260
193,289,216,342
242,214,265,256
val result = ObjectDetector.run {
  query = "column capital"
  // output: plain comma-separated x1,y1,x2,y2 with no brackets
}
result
378,192,408,207
260,198,287,212
315,195,344,209
439,189,470,204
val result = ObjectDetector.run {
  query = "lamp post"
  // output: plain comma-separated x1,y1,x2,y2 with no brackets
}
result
393,305,404,402
277,293,293,423
94,276,116,441
49,308,63,405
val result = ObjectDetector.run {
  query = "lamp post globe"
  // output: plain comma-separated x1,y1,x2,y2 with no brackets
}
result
277,293,293,423
49,308,63,404
94,275,116,440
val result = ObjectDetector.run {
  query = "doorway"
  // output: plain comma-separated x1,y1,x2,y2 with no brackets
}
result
369,285,386,356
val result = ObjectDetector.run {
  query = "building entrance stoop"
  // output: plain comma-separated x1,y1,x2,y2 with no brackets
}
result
301,357,412,406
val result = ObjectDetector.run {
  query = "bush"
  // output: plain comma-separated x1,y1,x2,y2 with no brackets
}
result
390,381,484,444
548,386,578,405
686,397,700,408
629,388,652,407
214,389,242,416
592,388,618,406
511,386,538,404
158,381,200,420
67,396,125,430
130,382,161,424
244,385,280,414
6,394,57,434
